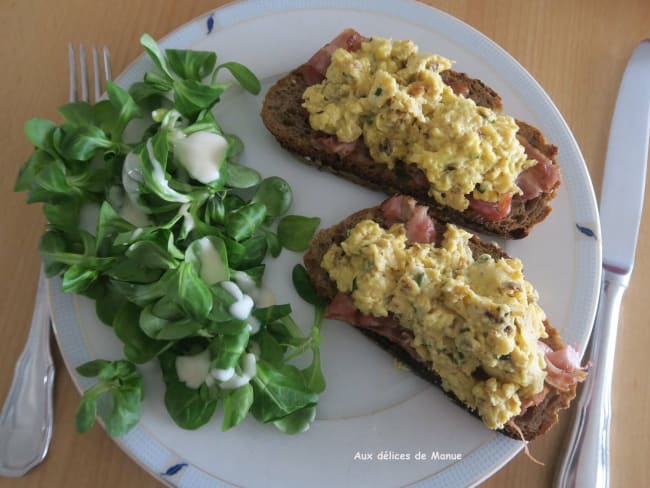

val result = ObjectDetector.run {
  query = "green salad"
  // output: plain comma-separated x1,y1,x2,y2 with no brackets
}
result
15,34,327,436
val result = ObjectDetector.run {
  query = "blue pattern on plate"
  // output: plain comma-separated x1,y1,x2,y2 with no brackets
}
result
576,223,597,240
162,462,189,477
207,14,215,34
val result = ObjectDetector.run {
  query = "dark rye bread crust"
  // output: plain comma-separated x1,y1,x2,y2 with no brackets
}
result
303,206,576,441
261,66,560,239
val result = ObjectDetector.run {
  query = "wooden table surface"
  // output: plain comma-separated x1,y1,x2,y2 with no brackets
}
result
1,0,649,486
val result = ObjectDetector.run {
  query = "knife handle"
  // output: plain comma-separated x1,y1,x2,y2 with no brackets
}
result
554,268,628,488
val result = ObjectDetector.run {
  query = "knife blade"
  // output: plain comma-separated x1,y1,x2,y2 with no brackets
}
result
600,39,650,274
555,40,650,488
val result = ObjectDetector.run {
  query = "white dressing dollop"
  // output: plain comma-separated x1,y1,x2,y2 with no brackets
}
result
197,237,228,285
175,349,211,389
220,353,257,390
233,271,256,293
172,131,229,184
211,367,235,382
221,280,244,301
233,270,276,308
230,295,254,320
221,281,254,320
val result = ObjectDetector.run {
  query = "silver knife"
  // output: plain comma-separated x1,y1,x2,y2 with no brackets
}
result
555,39,650,488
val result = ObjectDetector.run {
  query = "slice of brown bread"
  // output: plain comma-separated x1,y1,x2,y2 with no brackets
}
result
262,58,560,239
303,204,576,441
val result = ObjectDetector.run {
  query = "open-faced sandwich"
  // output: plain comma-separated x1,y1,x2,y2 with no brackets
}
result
304,195,587,441
262,29,561,238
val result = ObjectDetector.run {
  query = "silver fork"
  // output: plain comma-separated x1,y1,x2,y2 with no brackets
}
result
0,44,111,477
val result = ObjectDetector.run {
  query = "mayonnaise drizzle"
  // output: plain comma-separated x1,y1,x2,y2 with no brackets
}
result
211,367,235,382
233,271,276,308
233,271,256,293
197,237,227,285
172,131,228,184
221,280,243,300
175,349,211,389
219,353,257,390
221,281,254,320
230,296,254,320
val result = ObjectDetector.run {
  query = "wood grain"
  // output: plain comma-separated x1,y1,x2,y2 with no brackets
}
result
1,0,649,486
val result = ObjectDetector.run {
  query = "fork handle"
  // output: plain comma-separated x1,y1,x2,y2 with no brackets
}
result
554,268,628,488
0,267,55,477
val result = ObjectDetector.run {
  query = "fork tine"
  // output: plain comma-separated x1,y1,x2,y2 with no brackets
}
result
92,45,101,102
68,43,76,103
69,44,111,103
79,44,88,102
103,47,112,82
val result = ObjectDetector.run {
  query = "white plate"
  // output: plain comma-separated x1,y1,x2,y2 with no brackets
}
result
49,1,602,487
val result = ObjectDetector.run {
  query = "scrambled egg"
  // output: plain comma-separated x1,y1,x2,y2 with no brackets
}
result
303,37,535,211
321,220,548,429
